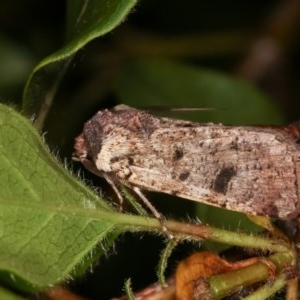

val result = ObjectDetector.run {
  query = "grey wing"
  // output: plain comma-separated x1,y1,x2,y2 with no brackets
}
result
127,126,300,219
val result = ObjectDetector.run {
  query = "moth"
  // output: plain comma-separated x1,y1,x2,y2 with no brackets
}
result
73,105,300,220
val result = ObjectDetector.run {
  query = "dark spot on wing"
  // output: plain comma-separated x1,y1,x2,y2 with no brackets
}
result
213,167,236,194
128,156,134,165
179,171,190,181
229,142,238,150
173,148,184,161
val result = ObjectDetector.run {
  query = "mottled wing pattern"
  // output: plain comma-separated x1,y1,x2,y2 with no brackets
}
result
124,125,300,219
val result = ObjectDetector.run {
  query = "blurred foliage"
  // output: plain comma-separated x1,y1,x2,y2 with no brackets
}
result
1,0,300,299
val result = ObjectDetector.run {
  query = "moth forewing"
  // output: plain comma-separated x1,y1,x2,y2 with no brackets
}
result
73,105,300,220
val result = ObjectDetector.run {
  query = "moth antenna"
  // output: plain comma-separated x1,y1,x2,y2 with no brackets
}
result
139,106,214,113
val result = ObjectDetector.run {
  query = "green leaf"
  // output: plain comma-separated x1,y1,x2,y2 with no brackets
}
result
0,103,119,290
114,58,283,125
22,0,138,119
0,286,25,300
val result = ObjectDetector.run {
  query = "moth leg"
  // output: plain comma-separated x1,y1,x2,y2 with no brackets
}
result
103,174,173,237
78,159,127,211
133,187,173,238
103,174,125,211
132,187,162,220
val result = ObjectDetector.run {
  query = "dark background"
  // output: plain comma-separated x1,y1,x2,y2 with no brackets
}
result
1,1,300,299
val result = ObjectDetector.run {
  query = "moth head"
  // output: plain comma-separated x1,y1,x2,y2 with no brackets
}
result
73,110,113,167
72,119,107,177
73,131,107,177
